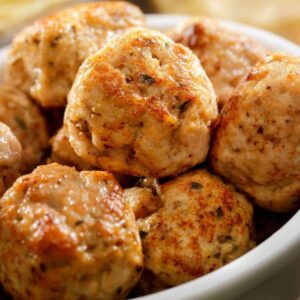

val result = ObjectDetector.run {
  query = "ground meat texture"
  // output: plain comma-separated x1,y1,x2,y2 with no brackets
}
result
138,169,254,286
210,54,300,213
0,123,22,195
124,187,161,219
65,27,218,178
0,86,48,172
170,17,267,107
4,1,145,108
0,163,143,300
49,126,95,171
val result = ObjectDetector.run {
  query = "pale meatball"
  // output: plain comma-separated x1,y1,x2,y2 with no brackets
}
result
49,126,94,171
65,28,218,178
0,163,143,300
49,126,136,187
5,2,145,108
170,17,267,107
138,169,253,286
210,54,300,213
0,123,22,195
0,86,48,172
124,187,161,219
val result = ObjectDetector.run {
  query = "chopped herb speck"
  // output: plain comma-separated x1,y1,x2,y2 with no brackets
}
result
191,182,203,190
14,116,26,130
140,74,155,85
216,207,223,217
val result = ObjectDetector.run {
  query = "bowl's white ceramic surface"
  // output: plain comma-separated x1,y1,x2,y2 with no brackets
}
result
0,14,299,300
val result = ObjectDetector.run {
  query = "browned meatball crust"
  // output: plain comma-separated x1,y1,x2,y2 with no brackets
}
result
210,54,300,213
65,27,218,178
0,86,48,172
0,163,143,300
170,17,267,107
5,1,146,107
138,169,254,286
0,122,22,195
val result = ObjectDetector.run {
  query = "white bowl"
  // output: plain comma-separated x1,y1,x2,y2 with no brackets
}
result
0,14,299,300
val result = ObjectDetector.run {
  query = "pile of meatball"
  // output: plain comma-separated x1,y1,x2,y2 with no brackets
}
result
0,2,299,299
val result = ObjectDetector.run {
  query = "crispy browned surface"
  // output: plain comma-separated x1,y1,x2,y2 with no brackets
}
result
0,86,48,172
0,123,22,195
65,27,218,178
210,54,300,213
0,163,143,300
170,17,267,107
138,169,253,286
5,1,145,108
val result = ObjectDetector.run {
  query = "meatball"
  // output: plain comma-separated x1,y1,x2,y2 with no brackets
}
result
124,187,161,219
5,2,145,108
138,169,253,286
49,126,95,171
0,163,143,300
210,54,300,213
65,27,218,178
170,17,267,107
0,86,48,172
0,122,22,195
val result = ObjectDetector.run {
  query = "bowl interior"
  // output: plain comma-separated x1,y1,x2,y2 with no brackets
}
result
0,14,299,300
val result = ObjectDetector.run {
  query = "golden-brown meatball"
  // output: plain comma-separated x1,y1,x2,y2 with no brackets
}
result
65,27,218,178
49,126,94,171
0,86,48,172
0,163,143,300
138,169,253,286
210,54,300,213
0,122,22,195
170,17,267,107
5,2,145,108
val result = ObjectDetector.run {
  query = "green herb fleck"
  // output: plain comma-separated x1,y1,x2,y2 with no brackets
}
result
191,182,203,190
139,230,148,239
218,235,232,244
14,116,26,130
141,74,155,85
75,220,84,226
216,207,223,217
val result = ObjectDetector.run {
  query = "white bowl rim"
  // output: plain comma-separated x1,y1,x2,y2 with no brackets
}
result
0,14,299,300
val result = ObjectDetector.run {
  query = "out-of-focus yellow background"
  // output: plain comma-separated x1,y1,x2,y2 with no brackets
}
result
0,0,299,45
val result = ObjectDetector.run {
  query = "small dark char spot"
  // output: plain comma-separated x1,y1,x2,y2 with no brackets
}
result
139,230,148,239
178,100,191,113
266,85,272,90
125,76,133,83
191,182,203,190
14,116,27,130
140,74,155,85
33,37,40,45
75,220,84,226
50,34,62,47
257,126,264,134
216,207,223,217
213,252,221,259
39,263,47,272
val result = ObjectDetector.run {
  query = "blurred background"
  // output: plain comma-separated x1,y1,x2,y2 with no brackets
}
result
0,0,300,46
